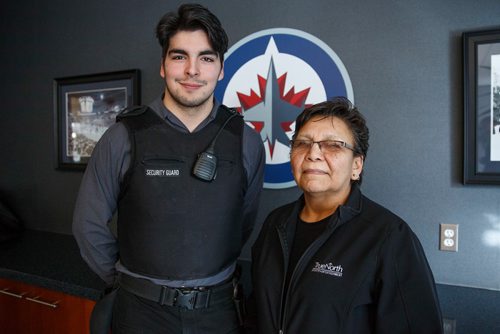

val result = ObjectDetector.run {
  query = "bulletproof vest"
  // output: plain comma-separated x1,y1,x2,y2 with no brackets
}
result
116,106,245,280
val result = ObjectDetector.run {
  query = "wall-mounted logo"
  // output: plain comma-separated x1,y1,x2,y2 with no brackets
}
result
215,28,353,189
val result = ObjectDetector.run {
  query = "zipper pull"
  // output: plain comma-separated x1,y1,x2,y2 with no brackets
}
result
279,330,284,334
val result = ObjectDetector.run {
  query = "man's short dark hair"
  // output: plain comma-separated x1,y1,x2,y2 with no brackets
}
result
156,3,229,63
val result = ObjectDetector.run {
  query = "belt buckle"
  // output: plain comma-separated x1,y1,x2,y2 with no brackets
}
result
159,286,211,310
174,288,198,310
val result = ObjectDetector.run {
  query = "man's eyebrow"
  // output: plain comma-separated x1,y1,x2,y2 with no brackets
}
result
167,49,218,57
199,50,218,57
168,49,188,56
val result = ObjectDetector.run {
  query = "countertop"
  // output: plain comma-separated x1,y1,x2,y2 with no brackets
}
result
0,230,106,301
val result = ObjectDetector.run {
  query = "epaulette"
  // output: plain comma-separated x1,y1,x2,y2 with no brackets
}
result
116,105,149,121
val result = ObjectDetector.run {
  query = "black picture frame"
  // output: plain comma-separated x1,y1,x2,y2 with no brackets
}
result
463,29,500,185
54,69,140,170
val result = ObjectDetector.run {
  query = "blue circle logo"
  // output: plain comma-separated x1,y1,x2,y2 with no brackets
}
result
215,28,353,189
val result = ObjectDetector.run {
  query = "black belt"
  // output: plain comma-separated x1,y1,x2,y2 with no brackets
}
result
118,274,234,310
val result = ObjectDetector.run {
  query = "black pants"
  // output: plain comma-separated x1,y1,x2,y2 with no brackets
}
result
111,288,242,334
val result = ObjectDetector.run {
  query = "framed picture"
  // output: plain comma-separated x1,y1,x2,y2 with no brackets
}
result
463,29,500,184
54,69,140,170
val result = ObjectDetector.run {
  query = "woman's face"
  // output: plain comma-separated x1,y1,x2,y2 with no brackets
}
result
291,116,363,198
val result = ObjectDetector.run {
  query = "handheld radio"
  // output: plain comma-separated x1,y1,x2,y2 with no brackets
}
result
192,112,239,181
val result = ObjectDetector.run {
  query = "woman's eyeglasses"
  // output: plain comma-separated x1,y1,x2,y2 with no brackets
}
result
290,139,358,154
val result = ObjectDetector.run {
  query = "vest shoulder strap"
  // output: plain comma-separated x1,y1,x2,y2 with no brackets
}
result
116,105,148,119
116,106,162,133
219,104,243,119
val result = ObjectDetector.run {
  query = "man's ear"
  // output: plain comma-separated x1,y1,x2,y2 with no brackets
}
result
160,59,166,79
218,64,224,81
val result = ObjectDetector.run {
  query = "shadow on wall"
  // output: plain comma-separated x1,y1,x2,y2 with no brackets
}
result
482,213,500,248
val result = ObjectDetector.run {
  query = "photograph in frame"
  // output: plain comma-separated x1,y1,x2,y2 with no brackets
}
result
463,29,500,184
54,69,140,170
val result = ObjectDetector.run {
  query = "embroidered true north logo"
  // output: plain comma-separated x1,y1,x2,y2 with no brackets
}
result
312,262,343,277
145,169,180,177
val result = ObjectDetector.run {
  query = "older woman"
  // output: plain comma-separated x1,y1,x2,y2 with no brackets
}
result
250,98,443,333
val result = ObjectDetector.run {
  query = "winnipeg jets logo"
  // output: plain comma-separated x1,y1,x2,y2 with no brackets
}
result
215,28,353,189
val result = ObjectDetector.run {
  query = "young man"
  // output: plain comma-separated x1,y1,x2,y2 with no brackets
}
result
73,4,265,333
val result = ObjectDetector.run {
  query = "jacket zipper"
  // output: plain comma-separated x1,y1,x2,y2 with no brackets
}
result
277,225,288,334
276,216,340,333
279,240,319,333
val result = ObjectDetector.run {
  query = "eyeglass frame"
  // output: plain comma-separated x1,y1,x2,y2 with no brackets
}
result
289,139,360,154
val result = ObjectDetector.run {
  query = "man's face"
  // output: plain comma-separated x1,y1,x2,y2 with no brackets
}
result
160,29,224,112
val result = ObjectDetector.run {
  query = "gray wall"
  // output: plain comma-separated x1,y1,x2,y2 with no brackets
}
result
1,0,499,293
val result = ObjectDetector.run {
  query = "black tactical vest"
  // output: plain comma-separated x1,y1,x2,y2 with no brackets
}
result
116,106,245,280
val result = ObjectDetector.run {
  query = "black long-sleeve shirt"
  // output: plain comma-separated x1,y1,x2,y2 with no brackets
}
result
73,95,265,287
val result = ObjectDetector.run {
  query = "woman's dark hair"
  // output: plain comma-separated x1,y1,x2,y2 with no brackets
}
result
156,3,228,62
292,97,370,184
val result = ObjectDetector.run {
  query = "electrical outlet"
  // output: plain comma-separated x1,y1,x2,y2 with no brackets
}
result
443,318,456,334
440,224,458,252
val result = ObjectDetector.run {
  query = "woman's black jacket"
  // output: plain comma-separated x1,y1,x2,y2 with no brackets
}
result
250,185,443,333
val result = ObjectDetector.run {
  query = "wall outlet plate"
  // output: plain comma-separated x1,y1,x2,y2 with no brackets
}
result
440,224,458,252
